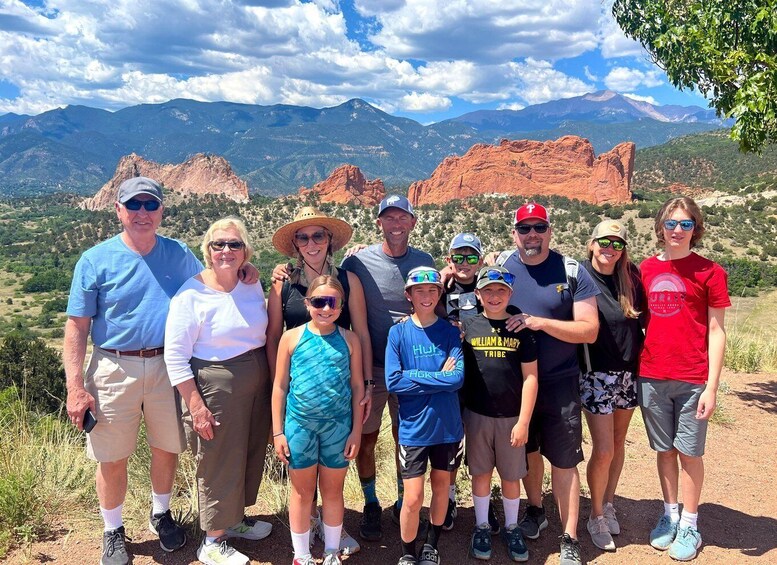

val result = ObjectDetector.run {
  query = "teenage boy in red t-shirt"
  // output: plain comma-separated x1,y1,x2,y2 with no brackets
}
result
638,196,730,562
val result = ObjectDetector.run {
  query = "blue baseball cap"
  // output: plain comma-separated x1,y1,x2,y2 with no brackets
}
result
378,194,415,217
449,232,483,255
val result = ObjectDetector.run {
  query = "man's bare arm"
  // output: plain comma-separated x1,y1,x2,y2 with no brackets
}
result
64,316,95,429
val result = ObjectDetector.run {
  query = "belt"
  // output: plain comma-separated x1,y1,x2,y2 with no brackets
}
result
102,347,165,358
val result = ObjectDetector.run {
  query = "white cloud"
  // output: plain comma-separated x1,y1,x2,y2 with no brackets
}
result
584,65,599,82
400,92,452,112
597,1,645,59
623,92,659,105
604,66,663,91
497,102,525,111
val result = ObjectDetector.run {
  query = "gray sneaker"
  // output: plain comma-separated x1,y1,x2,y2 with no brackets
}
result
602,503,620,535
518,505,548,540
101,526,129,565
587,516,615,551
559,533,584,565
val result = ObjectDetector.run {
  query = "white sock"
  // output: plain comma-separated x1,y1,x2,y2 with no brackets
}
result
679,510,698,530
449,484,456,502
664,502,680,522
291,529,311,558
473,495,490,526
151,491,172,516
502,496,520,528
101,504,123,532
323,522,342,552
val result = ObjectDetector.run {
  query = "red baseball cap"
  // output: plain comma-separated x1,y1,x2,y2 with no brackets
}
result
514,203,549,224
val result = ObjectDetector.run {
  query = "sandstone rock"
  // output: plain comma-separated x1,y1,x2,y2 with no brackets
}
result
407,136,634,206
299,164,385,205
82,153,249,210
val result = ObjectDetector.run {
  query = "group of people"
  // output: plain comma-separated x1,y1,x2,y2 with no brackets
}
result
64,175,729,565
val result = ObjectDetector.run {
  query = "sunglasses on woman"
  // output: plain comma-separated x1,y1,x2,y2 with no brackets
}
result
450,254,480,265
294,231,330,246
407,270,442,284
514,223,549,235
306,295,341,309
663,219,696,231
596,238,626,251
123,199,161,212
209,240,245,251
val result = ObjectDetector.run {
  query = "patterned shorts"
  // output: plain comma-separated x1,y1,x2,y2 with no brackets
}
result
285,413,352,470
580,370,637,415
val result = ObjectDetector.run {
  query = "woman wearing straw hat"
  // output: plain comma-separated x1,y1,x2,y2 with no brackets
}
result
266,206,372,557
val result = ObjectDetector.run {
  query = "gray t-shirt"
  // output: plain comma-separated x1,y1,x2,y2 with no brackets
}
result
341,244,434,367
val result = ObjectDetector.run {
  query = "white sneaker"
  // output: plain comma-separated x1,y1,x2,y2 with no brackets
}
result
322,549,342,565
603,503,620,535
587,516,616,551
197,537,249,565
312,514,361,555
227,516,272,540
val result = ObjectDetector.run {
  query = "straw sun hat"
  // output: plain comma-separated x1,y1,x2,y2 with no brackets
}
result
271,206,354,257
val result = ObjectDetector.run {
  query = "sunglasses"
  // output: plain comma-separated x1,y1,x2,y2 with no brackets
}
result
514,223,549,235
407,270,442,284
596,238,626,251
307,295,341,309
123,199,161,212
450,254,480,265
294,231,330,246
663,219,696,231
479,269,516,286
209,240,245,251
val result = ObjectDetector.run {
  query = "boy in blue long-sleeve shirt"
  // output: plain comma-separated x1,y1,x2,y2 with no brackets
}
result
386,267,464,565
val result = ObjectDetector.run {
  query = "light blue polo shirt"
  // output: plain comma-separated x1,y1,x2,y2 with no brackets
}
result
67,234,202,350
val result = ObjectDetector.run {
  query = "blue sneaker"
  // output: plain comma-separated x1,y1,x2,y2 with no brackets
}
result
470,524,492,560
502,524,528,562
650,515,679,550
669,526,702,561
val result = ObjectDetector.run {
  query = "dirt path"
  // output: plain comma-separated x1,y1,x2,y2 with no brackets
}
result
9,370,777,564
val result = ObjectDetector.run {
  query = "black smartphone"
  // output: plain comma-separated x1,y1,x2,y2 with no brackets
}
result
83,408,98,433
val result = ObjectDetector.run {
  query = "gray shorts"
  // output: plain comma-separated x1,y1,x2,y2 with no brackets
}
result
464,409,528,482
362,366,399,435
638,377,708,457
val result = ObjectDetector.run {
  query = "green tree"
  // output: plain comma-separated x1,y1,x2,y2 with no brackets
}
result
612,0,777,152
0,332,66,413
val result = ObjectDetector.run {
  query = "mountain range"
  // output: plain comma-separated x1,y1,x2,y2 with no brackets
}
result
0,91,727,197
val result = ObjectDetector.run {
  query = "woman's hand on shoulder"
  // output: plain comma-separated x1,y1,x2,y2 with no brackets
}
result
271,262,293,284
239,262,260,284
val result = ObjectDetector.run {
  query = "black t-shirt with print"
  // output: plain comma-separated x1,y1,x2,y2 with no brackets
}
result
461,313,538,418
445,279,480,322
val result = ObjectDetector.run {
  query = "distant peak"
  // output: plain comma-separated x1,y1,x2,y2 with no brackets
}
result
583,90,619,102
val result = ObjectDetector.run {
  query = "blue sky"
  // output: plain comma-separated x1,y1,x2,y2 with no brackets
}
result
0,0,710,122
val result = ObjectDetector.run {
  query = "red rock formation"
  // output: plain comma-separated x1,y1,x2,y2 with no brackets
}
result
407,136,634,206
299,164,385,205
82,153,249,210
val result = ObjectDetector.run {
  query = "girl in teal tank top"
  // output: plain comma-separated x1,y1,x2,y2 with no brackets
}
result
272,276,365,564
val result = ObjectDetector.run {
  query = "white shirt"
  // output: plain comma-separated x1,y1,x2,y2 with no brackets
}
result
165,277,268,386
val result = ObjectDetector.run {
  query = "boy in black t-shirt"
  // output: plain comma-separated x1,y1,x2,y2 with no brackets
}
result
461,266,539,562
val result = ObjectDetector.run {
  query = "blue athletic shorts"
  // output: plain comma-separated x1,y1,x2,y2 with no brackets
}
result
285,413,352,469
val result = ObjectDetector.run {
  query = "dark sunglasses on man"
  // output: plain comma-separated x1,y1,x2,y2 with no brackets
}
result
663,219,695,232
123,199,161,212
514,223,549,235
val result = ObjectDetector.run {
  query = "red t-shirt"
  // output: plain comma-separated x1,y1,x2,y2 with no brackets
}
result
640,252,731,384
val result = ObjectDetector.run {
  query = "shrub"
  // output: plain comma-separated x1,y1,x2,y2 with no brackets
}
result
0,332,66,413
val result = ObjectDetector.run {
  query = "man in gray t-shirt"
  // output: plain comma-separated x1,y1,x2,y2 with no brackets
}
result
341,195,434,542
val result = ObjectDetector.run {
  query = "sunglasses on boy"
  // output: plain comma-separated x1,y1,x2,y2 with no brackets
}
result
407,270,442,284
479,269,516,285
514,223,549,235
209,240,245,251
596,238,626,251
294,231,330,246
123,199,161,212
306,295,341,309
450,254,480,265
663,219,696,231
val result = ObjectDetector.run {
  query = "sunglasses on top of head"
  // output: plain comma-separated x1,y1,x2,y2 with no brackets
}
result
306,295,341,309
479,269,516,285
596,238,626,251
450,254,480,265
123,199,161,212
663,219,696,231
294,231,330,246
209,240,245,251
514,223,549,235
408,270,442,284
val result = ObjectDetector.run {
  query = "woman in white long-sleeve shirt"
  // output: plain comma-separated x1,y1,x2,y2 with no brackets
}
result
165,217,272,565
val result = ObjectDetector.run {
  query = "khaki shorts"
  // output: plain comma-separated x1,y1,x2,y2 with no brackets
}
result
362,366,399,435
85,347,185,462
464,409,528,481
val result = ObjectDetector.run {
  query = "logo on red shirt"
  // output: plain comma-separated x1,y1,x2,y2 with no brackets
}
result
648,273,687,317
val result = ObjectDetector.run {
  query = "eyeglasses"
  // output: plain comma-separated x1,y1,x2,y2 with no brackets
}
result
596,238,626,251
209,240,245,251
450,254,480,265
478,269,516,286
307,295,341,309
294,231,330,246
663,219,696,231
514,223,549,235
407,270,442,284
123,199,161,212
